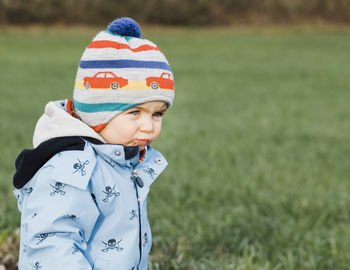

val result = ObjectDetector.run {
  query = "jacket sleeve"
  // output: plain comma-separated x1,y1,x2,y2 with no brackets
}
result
17,149,99,270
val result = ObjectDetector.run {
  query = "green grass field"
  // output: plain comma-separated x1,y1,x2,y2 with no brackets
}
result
1,25,350,269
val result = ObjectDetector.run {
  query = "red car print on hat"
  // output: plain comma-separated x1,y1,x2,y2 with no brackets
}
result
146,72,174,90
84,72,128,90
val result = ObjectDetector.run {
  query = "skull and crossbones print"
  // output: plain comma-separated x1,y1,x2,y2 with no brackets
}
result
72,159,90,176
50,182,66,196
64,214,79,221
143,167,158,179
101,238,123,252
72,246,79,255
129,210,138,220
35,232,56,245
143,232,148,247
102,185,120,202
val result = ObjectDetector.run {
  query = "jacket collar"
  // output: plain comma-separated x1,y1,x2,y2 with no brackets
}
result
87,141,146,168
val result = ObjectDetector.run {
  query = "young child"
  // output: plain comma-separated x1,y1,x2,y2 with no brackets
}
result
13,17,174,270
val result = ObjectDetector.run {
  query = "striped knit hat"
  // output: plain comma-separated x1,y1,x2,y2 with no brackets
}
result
73,17,174,132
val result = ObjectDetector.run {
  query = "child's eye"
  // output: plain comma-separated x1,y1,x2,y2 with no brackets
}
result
129,110,139,115
153,111,164,117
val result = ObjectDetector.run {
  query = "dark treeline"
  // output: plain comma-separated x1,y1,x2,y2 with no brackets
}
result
1,0,350,25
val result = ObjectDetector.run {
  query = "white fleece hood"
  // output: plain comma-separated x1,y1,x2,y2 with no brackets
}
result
33,100,105,148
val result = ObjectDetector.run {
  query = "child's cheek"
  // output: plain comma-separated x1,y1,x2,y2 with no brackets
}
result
152,124,162,141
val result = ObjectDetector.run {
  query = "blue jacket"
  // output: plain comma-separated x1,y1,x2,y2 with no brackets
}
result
14,135,167,269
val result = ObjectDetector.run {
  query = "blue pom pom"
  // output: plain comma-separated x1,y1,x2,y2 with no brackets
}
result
107,17,141,38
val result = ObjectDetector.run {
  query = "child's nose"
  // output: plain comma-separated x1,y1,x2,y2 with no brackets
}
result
139,116,154,132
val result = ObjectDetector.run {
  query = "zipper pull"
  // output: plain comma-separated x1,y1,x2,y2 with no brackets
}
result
132,170,144,188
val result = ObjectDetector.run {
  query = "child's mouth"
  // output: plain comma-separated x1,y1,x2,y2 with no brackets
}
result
134,139,150,146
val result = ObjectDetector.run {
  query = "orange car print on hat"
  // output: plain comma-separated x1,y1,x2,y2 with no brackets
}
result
146,72,174,90
84,72,128,90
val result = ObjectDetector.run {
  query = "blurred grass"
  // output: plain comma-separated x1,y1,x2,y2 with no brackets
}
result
1,25,350,269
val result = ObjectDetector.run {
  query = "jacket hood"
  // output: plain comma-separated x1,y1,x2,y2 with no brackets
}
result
13,136,104,189
14,101,108,189
33,100,106,148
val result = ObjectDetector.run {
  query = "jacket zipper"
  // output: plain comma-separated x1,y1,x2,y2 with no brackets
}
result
132,169,142,269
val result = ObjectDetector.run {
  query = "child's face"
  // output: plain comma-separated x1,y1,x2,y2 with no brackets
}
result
99,101,167,148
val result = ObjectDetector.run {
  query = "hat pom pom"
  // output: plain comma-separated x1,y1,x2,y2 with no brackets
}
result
107,17,141,38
